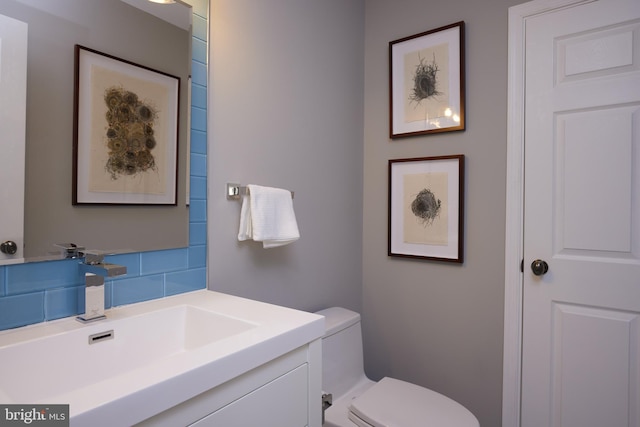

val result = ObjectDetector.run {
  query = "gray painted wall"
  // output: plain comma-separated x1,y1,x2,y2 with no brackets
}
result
208,0,365,312
209,0,525,425
363,0,523,425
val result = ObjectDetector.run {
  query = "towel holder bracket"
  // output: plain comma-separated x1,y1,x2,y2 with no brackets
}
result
226,183,294,200
227,183,242,200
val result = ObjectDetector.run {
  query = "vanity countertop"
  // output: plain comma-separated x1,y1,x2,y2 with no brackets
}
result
0,290,325,425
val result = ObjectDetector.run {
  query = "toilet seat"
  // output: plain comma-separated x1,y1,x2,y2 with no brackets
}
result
347,377,479,427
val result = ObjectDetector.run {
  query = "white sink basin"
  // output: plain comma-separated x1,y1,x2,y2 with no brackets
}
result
0,305,257,403
0,290,324,426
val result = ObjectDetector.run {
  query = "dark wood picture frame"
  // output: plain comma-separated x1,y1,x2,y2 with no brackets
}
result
73,45,180,205
389,22,465,138
388,155,465,262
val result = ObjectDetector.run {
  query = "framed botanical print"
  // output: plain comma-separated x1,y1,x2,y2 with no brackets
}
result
73,45,180,205
389,22,465,138
389,155,465,262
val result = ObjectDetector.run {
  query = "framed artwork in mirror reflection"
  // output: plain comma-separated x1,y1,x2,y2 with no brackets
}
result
73,45,180,205
389,22,465,138
388,155,464,263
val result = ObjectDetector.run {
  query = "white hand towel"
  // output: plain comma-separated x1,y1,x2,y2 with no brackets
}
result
237,184,300,248
237,192,253,242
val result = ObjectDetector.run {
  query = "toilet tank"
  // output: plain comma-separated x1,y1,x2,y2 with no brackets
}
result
316,307,367,399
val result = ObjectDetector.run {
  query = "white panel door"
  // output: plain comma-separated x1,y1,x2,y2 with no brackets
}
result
0,14,27,265
522,0,640,426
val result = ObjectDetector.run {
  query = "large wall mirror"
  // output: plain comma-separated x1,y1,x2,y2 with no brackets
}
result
0,0,192,262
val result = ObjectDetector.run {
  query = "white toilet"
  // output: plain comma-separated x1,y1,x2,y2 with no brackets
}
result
316,307,480,427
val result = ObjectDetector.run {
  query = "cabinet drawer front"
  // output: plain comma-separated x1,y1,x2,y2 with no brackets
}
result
192,364,309,427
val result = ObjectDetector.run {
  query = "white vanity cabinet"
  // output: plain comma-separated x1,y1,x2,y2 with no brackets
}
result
0,290,324,427
138,341,322,427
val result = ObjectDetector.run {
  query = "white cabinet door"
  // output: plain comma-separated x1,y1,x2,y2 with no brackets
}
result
0,14,27,265
521,0,640,426
192,364,309,427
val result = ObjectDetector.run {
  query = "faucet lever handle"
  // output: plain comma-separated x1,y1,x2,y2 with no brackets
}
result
54,243,85,259
84,250,106,265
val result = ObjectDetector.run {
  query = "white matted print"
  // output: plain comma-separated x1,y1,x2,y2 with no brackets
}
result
389,22,465,138
388,155,464,262
73,45,179,205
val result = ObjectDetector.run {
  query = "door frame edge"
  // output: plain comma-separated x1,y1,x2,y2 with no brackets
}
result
503,3,526,425
502,1,594,426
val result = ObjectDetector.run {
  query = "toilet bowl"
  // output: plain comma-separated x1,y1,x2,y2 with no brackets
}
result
316,307,479,427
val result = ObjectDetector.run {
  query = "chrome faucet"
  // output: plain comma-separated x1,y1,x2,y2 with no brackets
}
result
77,251,127,323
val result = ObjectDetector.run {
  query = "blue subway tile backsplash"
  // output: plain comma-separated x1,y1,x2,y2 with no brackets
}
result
191,61,208,89
191,130,207,155
0,293,45,330
191,105,207,133
192,38,207,64
190,176,207,200
189,199,207,223
166,268,207,296
113,275,165,306
192,85,207,110
6,259,83,295
0,7,208,331
45,286,83,321
193,13,208,42
191,153,207,177
189,223,207,247
188,246,207,269
0,267,5,297
141,249,189,275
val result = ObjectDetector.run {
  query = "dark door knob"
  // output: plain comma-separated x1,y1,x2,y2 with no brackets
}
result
531,259,549,276
1,241,18,255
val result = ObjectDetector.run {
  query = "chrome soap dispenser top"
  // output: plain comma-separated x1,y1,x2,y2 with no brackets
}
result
77,250,127,323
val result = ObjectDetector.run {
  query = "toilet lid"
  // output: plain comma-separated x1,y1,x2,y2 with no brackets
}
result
348,377,479,427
